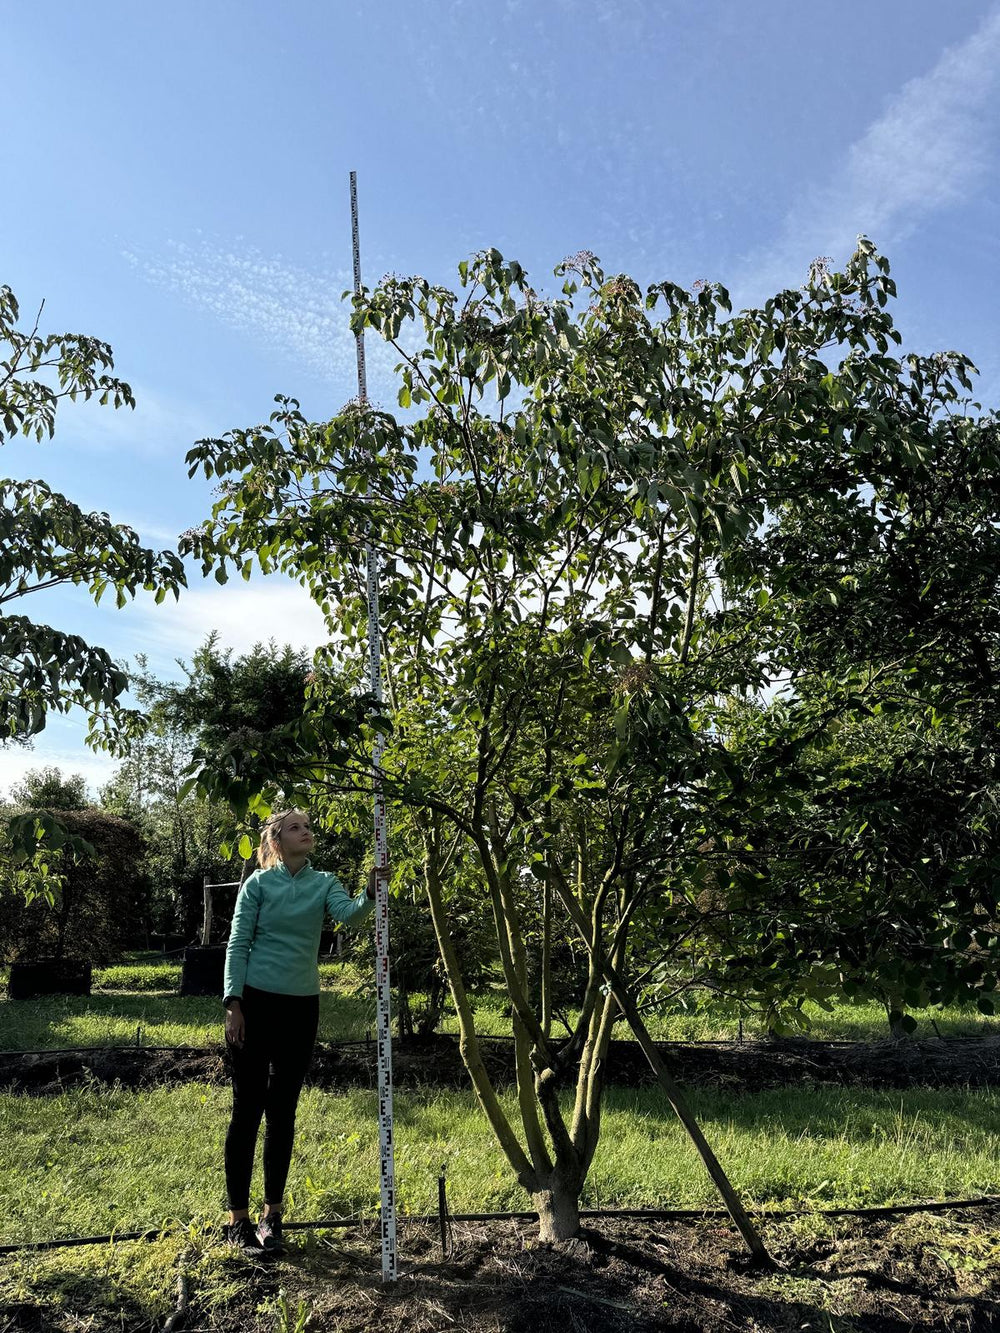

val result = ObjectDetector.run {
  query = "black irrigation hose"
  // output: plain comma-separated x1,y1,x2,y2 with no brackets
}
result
2,1046,209,1057
0,1033,935,1059
3,1195,999,1257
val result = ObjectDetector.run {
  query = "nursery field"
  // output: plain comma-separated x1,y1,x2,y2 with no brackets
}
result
5,1080,1000,1236
2,964,1000,1329
3,1081,1000,1330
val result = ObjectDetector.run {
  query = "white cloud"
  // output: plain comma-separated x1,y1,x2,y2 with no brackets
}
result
129,577,333,669
742,6,1000,295
123,237,407,399
112,515,185,546
0,580,344,803
0,738,117,804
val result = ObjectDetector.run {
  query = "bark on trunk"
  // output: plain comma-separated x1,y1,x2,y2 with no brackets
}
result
200,881,213,947
533,1185,581,1242
421,836,536,1187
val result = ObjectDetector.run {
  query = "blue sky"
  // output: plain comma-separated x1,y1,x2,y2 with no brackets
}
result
2,0,999,795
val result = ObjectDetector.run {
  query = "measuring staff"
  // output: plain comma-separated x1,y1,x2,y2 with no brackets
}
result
350,168,400,1284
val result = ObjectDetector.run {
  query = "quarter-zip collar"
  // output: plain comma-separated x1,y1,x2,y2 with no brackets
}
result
277,857,312,881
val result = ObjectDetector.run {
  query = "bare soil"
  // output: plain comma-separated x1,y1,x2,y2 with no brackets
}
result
2,1032,1000,1096
4,1211,1000,1332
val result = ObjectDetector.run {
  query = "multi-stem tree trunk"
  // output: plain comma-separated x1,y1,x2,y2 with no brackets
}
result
420,826,612,1242
418,800,769,1257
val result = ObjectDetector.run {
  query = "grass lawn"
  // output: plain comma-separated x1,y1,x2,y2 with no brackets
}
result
4,969,999,1331
3,1082,1000,1247
2,959,999,1050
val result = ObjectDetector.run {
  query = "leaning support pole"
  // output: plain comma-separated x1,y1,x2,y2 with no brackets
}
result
551,881,772,1266
350,169,398,1283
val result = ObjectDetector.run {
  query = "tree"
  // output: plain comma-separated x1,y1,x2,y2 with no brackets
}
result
165,634,314,757
99,642,320,942
180,242,998,1248
1,283,185,870
9,766,90,811
649,696,1000,1038
0,808,148,963
98,655,233,942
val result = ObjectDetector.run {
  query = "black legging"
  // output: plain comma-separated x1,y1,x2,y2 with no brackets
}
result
224,985,320,1211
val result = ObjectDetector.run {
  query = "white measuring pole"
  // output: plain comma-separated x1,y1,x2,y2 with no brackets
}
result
350,169,397,1283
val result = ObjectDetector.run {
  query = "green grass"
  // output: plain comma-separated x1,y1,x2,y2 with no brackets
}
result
2,1082,999,1248
0,1231,214,1332
440,986,1000,1042
0,960,374,1049
87,958,357,995
3,958,999,1050
623,994,1000,1042
93,962,182,991
0,990,377,1051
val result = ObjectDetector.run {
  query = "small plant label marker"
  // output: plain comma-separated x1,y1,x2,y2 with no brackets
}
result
350,168,398,1284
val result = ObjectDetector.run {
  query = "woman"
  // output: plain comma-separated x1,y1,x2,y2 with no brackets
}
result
221,809,378,1255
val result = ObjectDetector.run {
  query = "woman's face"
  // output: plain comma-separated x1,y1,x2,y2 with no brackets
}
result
278,811,314,859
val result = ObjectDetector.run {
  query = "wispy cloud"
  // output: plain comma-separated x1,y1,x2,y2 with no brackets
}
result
54,381,213,460
112,514,187,546
742,6,1000,296
123,237,406,399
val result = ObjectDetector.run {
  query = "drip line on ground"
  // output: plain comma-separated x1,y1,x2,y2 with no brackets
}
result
2,1194,998,1256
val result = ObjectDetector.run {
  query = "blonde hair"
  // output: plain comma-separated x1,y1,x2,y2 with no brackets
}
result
257,809,309,869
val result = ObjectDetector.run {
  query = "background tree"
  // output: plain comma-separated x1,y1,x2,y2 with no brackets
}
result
99,652,233,942
631,695,1000,1039
1,282,185,871
165,634,313,757
100,638,370,942
98,641,322,941
9,766,90,812
0,808,148,962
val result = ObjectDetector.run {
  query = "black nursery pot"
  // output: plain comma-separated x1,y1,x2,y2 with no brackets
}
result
179,944,226,997
8,959,92,1000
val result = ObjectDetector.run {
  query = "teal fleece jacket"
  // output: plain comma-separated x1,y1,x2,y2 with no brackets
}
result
224,862,374,999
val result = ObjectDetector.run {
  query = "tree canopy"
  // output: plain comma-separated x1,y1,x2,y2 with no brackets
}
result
179,241,999,1242
8,766,90,812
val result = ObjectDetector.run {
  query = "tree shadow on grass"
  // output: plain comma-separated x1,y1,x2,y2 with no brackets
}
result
601,1081,1000,1150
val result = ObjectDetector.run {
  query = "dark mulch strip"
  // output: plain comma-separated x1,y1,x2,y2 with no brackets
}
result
262,1209,1000,1333
5,1212,999,1332
2,1032,1000,1096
